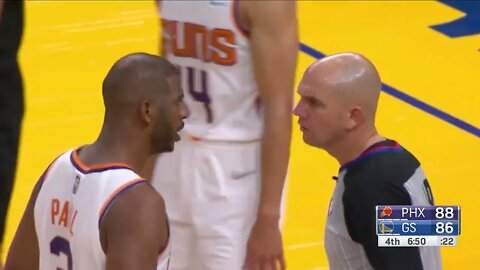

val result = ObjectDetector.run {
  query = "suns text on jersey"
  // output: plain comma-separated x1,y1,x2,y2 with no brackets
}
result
162,19,237,66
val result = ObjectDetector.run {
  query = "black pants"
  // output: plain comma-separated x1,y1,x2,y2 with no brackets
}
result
0,52,24,246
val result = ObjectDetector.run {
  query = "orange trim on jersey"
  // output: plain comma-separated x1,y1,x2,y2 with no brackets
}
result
190,135,202,141
72,148,132,172
98,177,146,222
231,0,250,39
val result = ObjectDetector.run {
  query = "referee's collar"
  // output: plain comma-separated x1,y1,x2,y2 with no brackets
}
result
338,139,402,172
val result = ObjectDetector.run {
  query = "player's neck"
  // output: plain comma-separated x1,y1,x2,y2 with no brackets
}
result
328,126,384,167
82,129,149,173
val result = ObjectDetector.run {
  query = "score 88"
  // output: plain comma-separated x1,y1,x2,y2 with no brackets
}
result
435,207,454,219
435,207,456,235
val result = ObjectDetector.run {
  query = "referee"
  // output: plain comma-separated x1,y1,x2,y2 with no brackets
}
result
293,53,441,270
0,1,24,267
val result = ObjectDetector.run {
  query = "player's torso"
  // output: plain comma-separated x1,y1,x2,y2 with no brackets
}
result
34,149,170,270
160,0,263,141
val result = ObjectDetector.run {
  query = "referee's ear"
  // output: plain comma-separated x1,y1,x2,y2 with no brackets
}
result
346,106,365,130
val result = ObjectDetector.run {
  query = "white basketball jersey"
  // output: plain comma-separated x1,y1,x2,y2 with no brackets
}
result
160,0,263,141
34,149,170,270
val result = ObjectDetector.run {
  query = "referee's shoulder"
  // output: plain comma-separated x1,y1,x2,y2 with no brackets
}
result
346,144,421,187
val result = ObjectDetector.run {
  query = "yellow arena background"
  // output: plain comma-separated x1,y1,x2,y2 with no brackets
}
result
2,1,479,269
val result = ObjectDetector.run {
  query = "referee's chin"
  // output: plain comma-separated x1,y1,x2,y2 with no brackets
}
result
302,135,317,148
300,131,312,144
302,134,325,150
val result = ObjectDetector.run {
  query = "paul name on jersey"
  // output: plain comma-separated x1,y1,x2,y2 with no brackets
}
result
50,198,78,236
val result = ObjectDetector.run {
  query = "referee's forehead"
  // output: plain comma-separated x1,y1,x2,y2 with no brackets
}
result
298,75,325,99
297,80,314,97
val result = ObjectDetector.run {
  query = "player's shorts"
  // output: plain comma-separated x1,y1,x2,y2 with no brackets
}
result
151,133,261,270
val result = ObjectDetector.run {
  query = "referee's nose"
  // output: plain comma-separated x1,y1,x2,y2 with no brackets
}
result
293,98,306,118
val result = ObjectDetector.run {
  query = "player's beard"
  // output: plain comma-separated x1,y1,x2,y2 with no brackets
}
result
152,118,175,154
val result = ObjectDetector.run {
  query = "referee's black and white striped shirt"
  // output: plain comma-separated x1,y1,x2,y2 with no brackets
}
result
325,139,442,270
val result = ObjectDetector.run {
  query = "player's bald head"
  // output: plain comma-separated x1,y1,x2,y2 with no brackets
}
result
304,52,382,119
102,52,179,114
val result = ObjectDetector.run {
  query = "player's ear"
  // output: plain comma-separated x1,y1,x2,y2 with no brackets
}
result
140,100,153,125
346,106,363,130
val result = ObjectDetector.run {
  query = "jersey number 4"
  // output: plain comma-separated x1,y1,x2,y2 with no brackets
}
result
50,236,72,270
178,65,213,123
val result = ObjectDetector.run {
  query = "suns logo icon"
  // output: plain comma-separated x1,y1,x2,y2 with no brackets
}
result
380,206,393,217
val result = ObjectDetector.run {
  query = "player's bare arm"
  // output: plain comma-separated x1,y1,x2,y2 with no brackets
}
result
5,178,43,270
242,1,298,269
101,183,168,270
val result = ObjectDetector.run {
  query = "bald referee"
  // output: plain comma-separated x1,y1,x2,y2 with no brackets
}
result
293,53,441,270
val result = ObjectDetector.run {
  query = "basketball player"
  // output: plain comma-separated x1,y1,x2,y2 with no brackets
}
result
293,53,442,270
151,1,298,269
5,53,188,270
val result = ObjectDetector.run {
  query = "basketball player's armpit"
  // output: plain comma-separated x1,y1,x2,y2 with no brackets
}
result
101,183,168,270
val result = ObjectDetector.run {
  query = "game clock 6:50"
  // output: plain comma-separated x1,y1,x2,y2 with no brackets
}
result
408,237,427,246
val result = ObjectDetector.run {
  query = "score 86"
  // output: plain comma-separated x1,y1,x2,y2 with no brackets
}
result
434,206,459,235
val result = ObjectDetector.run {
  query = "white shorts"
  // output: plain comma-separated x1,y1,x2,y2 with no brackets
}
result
151,135,262,270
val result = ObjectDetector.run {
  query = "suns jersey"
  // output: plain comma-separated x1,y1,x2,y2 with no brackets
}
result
34,149,170,270
160,0,262,141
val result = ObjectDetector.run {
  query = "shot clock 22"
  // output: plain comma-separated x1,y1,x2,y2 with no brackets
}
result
376,205,461,247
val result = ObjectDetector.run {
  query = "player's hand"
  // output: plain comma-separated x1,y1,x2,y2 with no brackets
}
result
244,215,285,270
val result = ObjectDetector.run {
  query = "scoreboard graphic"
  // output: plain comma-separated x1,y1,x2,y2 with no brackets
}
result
376,206,461,247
